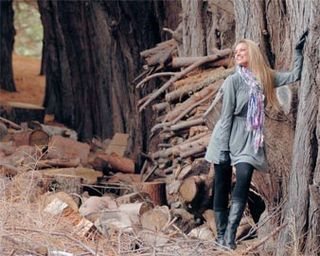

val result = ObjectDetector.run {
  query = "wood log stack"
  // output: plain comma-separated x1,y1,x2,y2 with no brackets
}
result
134,37,266,242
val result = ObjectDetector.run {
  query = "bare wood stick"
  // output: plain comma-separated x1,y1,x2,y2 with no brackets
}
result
136,72,177,88
138,49,232,111
0,116,22,130
179,145,206,159
152,102,170,112
172,55,230,68
170,117,204,131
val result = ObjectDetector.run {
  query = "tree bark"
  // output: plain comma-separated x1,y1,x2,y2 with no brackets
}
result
37,1,174,159
276,1,319,254
0,0,16,92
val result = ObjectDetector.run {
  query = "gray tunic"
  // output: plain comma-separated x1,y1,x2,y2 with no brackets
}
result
205,49,303,171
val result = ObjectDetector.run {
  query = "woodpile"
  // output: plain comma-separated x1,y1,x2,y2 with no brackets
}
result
135,37,267,243
0,39,265,255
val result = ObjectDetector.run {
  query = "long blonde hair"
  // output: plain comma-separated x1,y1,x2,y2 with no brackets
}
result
235,39,278,108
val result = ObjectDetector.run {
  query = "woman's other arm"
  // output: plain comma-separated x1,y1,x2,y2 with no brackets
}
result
274,30,308,87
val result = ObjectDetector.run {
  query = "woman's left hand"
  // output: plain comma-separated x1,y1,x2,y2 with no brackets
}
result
295,29,309,50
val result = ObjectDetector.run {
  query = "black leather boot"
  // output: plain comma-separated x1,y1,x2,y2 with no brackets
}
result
214,209,229,246
224,200,246,250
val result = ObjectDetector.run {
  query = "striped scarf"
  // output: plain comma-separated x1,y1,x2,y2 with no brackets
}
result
237,66,265,153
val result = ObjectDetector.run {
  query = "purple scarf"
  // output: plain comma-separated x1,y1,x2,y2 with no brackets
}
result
237,66,265,153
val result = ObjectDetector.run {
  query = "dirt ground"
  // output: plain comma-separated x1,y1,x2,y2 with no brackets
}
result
0,54,45,106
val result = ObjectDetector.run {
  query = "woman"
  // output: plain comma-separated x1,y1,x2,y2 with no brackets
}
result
205,31,308,250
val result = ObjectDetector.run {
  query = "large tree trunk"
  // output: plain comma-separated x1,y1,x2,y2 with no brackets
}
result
276,1,319,255
38,0,177,158
0,0,16,92
234,0,319,254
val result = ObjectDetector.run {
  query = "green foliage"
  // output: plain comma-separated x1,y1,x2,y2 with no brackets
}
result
13,0,43,58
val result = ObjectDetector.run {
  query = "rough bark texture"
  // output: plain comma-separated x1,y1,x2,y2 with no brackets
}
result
276,1,319,254
234,0,295,211
180,0,235,57
0,0,16,92
38,0,178,159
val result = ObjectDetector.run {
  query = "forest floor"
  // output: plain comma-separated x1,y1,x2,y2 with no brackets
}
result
0,54,45,106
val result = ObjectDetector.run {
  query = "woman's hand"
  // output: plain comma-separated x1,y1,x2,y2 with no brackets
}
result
295,29,309,50
219,151,231,164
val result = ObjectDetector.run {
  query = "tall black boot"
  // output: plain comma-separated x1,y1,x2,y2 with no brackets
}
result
224,200,246,250
214,209,229,246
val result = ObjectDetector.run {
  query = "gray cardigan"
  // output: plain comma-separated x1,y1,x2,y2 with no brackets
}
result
205,49,303,171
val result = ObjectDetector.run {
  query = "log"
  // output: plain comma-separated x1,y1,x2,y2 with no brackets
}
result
79,195,118,222
118,202,154,222
152,102,170,112
91,152,135,174
36,157,81,169
140,205,171,232
172,55,230,68
8,129,50,147
171,208,198,234
170,117,205,131
41,167,103,185
188,225,215,240
0,102,45,124
179,175,206,203
28,121,78,140
134,180,167,205
48,135,90,165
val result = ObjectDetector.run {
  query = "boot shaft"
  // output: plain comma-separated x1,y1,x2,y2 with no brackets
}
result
224,201,246,250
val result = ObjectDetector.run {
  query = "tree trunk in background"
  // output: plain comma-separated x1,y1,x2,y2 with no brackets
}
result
180,0,235,57
38,0,178,159
0,0,16,92
181,0,206,57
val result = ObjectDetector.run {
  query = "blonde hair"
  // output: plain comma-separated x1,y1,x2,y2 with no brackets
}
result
235,39,278,108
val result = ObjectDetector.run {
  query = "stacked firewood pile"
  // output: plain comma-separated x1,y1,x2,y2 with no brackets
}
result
135,38,267,245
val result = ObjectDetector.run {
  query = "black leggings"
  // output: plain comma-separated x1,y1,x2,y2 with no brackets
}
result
213,162,254,211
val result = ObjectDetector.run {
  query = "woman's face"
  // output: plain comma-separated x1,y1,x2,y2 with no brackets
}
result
234,42,249,67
